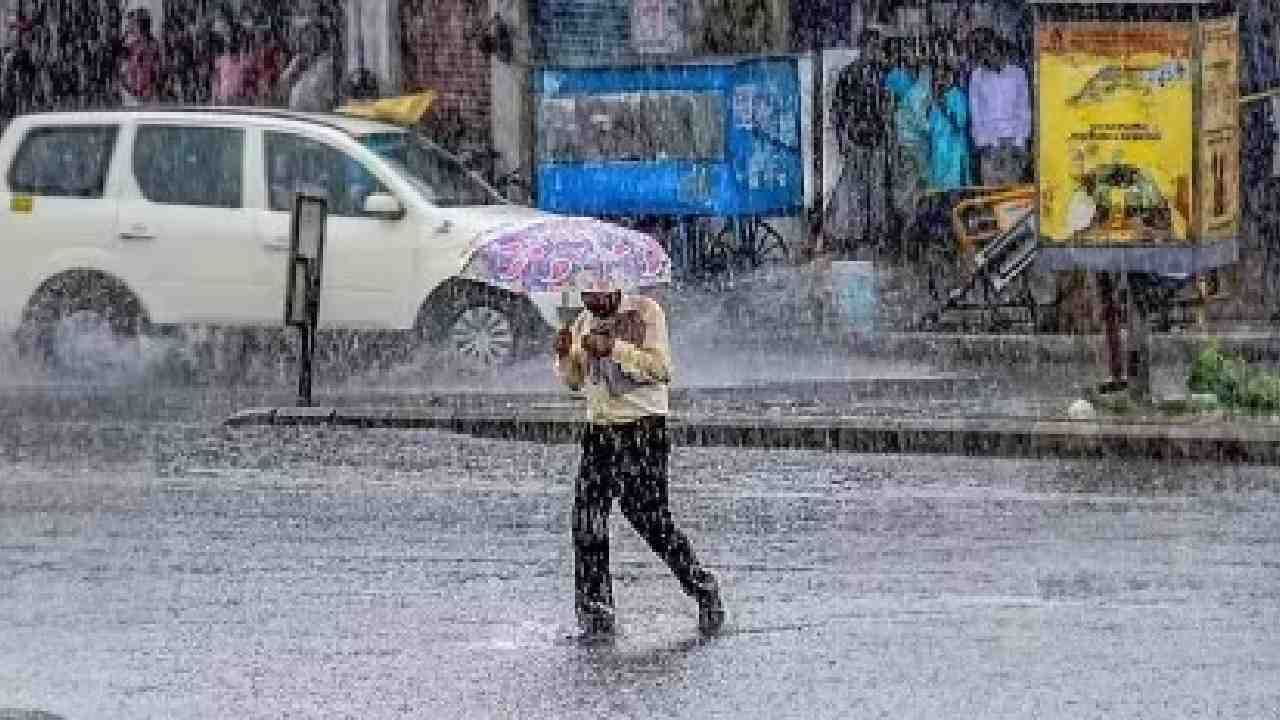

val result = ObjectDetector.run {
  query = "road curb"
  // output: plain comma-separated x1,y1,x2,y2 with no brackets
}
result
226,407,1280,465
724,330,1280,367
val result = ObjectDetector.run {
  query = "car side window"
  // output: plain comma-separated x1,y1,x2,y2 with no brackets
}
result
264,131,387,217
133,125,243,208
7,125,118,198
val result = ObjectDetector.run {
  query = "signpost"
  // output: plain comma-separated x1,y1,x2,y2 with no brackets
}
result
284,194,328,407
1029,1,1241,401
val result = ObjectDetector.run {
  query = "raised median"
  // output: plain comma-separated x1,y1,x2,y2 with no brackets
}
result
226,405,1280,465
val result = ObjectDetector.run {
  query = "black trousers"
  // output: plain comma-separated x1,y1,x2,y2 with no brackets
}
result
573,416,716,625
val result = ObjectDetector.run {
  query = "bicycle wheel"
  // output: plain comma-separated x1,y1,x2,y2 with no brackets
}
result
752,220,790,266
700,222,740,281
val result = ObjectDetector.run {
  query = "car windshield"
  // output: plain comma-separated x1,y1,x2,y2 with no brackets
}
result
359,132,503,207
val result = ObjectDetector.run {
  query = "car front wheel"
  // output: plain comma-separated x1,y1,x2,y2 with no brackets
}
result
448,303,516,368
419,283,539,370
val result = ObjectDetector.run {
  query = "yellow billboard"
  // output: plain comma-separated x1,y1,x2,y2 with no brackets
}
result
1197,15,1240,240
1037,23,1194,244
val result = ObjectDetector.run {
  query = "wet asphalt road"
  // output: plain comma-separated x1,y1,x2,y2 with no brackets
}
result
3,383,1280,719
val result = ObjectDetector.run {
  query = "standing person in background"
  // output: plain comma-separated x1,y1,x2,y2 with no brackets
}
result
211,7,251,104
1,15,36,121
0,27,12,120
554,273,725,641
246,15,285,106
826,28,891,257
119,7,163,106
344,67,381,102
280,21,336,112
968,32,1031,186
189,17,216,105
49,17,87,108
162,9,197,103
87,4,125,108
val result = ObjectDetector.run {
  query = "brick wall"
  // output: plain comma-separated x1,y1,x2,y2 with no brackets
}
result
400,0,491,148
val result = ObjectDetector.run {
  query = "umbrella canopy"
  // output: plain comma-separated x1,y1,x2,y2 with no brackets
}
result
461,217,671,294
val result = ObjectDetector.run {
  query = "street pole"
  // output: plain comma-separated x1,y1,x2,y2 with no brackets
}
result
285,194,328,409
298,319,314,407
1125,273,1152,402
812,45,824,255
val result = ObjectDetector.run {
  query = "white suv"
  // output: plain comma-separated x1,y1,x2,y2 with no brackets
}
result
0,108,565,371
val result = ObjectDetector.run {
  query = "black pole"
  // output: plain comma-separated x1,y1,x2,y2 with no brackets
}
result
1126,274,1152,402
297,317,314,407
812,46,825,254
297,262,321,407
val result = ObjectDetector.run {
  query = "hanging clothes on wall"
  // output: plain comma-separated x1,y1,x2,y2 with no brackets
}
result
885,62,931,218
968,33,1030,186
927,81,971,190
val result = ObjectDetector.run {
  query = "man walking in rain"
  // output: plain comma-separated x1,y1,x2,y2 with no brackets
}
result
554,272,724,640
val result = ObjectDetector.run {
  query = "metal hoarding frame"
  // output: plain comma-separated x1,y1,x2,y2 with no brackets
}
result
1030,1,1239,275
532,55,805,218
284,194,328,329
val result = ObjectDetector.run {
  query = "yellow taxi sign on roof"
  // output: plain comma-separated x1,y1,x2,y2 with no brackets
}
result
336,92,436,127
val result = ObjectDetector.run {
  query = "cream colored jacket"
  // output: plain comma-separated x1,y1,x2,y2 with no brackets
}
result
554,294,672,424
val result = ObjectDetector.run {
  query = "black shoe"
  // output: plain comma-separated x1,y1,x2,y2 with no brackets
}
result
697,584,725,636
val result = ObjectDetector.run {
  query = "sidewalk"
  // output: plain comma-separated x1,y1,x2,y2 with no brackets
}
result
660,263,1280,368
834,327,1280,367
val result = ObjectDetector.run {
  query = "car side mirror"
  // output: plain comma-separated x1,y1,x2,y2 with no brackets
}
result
363,193,405,220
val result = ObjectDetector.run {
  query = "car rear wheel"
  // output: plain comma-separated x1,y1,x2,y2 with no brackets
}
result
17,272,147,378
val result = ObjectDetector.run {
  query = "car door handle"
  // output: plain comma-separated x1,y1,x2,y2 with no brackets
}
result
435,220,453,235
261,239,291,253
118,232,156,242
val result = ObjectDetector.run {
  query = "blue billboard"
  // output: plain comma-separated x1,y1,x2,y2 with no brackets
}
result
534,56,804,218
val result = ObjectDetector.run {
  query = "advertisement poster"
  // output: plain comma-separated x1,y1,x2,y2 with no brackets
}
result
1037,23,1194,244
1198,15,1240,240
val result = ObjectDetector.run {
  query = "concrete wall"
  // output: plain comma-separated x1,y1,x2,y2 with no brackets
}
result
491,0,531,181
348,0,401,95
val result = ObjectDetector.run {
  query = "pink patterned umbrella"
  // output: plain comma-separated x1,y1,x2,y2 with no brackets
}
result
461,217,672,294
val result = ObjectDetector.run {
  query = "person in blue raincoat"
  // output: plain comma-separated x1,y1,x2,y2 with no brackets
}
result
927,61,972,191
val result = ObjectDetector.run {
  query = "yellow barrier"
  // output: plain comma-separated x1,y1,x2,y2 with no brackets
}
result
336,92,436,126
